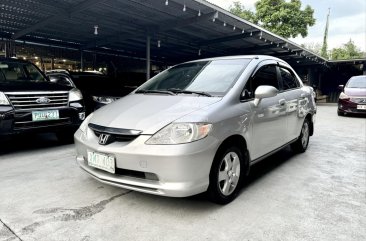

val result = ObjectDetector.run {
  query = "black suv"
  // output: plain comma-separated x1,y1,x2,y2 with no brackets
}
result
0,58,85,141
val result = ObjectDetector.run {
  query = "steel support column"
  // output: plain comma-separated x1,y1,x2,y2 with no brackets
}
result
80,51,84,71
146,35,151,80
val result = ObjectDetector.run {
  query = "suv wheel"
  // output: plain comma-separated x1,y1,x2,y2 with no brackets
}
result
291,118,310,153
208,146,247,204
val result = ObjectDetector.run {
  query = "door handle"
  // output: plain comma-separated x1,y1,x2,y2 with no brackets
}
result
279,99,286,106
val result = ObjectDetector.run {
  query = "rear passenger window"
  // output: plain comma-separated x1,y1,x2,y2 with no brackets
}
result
244,65,279,98
279,67,299,90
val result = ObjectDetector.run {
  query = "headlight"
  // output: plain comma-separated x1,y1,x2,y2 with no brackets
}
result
92,96,118,104
339,92,349,100
0,92,10,105
79,113,93,133
69,88,83,102
146,123,212,145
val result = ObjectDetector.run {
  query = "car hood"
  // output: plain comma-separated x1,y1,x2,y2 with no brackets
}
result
0,81,72,92
344,87,366,97
89,94,222,134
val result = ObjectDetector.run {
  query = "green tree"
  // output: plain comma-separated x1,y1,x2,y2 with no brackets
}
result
229,0,316,38
229,1,257,23
330,40,365,60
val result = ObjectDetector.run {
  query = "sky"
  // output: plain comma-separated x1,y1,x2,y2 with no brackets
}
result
206,0,366,52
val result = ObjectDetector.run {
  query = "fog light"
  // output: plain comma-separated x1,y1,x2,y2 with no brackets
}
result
79,112,86,120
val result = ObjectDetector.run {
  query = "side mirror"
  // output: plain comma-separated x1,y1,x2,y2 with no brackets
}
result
338,85,344,91
253,85,279,106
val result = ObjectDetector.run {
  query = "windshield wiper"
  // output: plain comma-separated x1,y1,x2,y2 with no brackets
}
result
135,89,175,95
167,88,212,97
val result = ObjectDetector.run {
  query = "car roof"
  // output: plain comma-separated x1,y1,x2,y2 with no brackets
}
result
186,55,285,63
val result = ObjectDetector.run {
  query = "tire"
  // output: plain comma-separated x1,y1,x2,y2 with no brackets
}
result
291,118,310,153
56,129,76,144
207,146,248,205
337,110,344,116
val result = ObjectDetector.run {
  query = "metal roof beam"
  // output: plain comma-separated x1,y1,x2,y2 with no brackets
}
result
198,31,260,46
12,0,108,40
155,11,218,32
81,11,218,50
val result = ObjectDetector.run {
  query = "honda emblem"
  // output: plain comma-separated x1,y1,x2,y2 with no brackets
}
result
98,133,111,145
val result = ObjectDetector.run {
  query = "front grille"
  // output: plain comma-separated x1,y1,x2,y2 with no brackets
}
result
13,117,71,130
5,91,69,111
88,123,142,143
350,98,366,104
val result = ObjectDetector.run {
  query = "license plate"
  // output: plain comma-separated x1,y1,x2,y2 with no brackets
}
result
357,105,366,110
32,110,59,121
87,151,115,174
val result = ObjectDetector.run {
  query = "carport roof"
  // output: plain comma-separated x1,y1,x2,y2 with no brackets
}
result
1,0,328,66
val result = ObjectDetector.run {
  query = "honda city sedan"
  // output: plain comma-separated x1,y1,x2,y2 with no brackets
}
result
74,55,316,204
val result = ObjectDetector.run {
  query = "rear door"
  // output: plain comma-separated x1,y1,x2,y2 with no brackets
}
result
278,65,304,141
245,62,288,160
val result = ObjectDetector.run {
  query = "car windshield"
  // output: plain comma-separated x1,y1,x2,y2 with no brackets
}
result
346,76,366,88
0,61,48,83
137,59,251,96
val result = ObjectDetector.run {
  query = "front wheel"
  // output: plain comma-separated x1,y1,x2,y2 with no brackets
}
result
291,118,310,153
207,146,248,205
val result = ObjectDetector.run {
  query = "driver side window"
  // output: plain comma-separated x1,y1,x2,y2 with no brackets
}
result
243,65,279,99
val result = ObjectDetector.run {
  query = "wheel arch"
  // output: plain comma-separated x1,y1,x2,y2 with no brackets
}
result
305,114,314,136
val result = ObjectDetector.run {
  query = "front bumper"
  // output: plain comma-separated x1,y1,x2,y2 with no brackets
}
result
338,99,366,115
74,129,219,197
0,104,85,136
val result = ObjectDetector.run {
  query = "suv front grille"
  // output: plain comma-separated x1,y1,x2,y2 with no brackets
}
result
5,91,69,111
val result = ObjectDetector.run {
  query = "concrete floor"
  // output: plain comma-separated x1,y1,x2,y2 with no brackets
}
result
0,105,365,241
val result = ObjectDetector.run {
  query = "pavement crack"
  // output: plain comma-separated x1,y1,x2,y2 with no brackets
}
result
20,191,132,235
0,218,23,241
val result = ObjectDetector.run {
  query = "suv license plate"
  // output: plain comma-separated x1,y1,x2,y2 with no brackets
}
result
357,105,366,110
32,110,59,121
87,151,115,174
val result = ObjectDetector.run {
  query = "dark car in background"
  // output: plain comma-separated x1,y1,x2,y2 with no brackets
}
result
46,70,136,114
338,75,366,116
0,58,85,142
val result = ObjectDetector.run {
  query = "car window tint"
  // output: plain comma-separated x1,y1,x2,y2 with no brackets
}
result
139,59,251,96
246,65,278,98
279,67,299,90
346,76,366,88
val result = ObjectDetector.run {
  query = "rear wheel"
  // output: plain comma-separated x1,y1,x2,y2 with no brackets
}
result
207,146,248,204
337,110,344,116
291,118,310,153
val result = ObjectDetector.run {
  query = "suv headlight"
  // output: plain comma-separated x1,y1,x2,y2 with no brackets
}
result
69,88,83,102
79,113,93,133
0,92,10,105
146,123,212,145
339,92,349,100
92,96,118,104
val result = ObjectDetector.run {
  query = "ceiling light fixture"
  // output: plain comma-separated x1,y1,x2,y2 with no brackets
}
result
183,3,186,12
94,25,99,35
233,26,236,30
158,40,161,48
198,9,201,16
165,0,168,6
198,49,201,56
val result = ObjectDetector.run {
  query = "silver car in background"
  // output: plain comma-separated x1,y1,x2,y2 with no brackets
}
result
74,55,316,204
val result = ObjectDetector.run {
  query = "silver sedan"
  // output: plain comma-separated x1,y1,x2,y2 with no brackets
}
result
74,55,316,204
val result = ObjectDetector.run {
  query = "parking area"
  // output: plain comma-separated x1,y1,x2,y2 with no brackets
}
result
0,105,365,241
